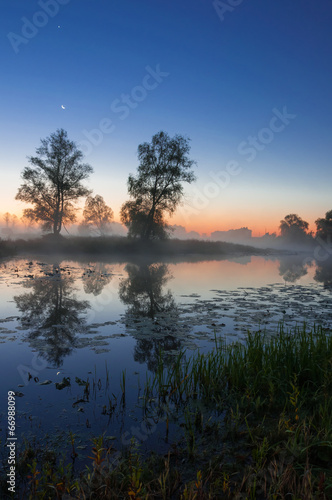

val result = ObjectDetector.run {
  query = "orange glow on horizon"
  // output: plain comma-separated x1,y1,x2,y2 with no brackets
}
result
170,211,319,238
0,208,319,238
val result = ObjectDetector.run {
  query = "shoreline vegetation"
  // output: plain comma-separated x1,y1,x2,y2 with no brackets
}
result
0,238,16,259
1,235,288,261
1,324,331,499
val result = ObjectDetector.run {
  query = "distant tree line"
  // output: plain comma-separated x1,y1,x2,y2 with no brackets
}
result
278,212,332,245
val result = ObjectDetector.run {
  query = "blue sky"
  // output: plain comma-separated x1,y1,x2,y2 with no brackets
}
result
1,0,331,235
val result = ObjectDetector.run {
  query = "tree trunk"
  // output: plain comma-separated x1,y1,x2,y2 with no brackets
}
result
143,206,155,240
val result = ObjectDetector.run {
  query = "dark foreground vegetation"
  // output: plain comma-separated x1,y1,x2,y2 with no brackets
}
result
11,235,272,261
1,324,332,499
0,238,16,259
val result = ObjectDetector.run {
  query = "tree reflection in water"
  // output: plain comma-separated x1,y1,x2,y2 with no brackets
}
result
119,263,182,372
278,256,312,283
278,255,332,289
14,264,90,366
81,263,113,296
119,263,174,318
314,257,332,289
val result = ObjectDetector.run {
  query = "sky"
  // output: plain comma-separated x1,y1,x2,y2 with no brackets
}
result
1,0,332,236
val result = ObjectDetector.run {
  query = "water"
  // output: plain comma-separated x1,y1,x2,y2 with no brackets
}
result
0,254,331,460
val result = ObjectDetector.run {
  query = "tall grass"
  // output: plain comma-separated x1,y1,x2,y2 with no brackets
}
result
152,324,332,416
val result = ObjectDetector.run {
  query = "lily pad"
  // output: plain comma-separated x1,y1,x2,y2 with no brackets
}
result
55,377,71,390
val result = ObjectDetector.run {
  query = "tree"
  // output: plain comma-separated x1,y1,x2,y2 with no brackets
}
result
16,129,93,235
120,131,196,239
21,213,36,230
121,200,167,239
3,212,11,228
315,210,332,242
82,195,114,235
279,214,310,243
2,212,18,236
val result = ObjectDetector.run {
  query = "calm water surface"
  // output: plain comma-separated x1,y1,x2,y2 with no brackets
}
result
0,254,331,459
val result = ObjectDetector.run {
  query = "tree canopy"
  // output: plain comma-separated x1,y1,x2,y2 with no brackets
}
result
2,213,18,236
315,210,332,242
279,214,310,243
16,129,93,235
82,195,114,235
121,131,196,239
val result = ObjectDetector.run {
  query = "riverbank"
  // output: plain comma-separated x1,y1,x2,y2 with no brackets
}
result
11,235,281,262
0,238,16,259
1,324,331,499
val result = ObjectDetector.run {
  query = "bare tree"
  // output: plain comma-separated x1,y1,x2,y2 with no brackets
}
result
16,129,93,235
82,195,114,235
